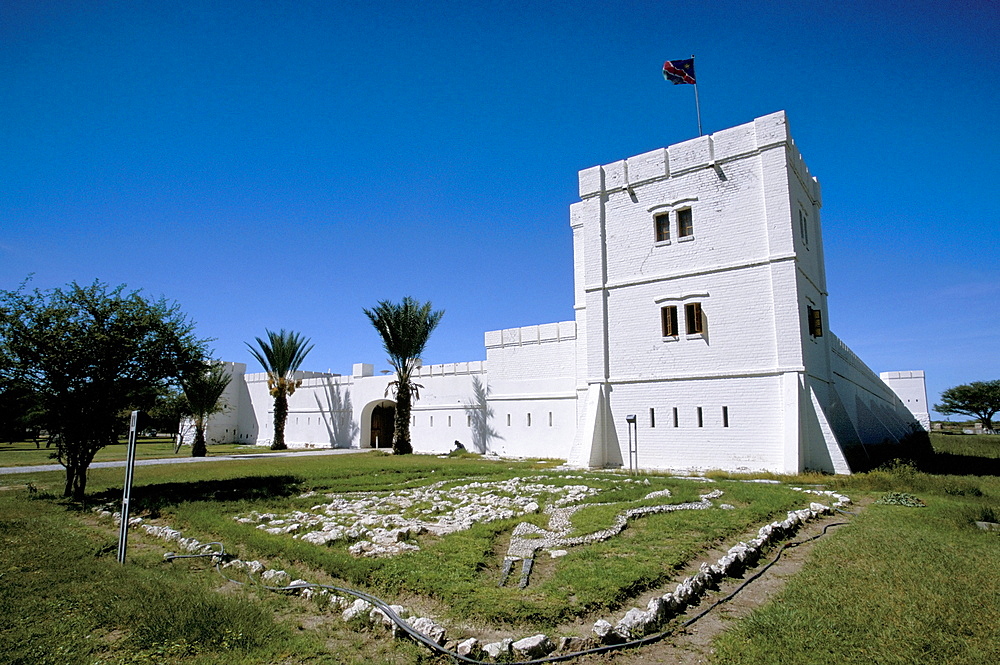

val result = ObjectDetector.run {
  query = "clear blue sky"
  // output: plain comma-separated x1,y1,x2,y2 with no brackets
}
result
2,1,997,419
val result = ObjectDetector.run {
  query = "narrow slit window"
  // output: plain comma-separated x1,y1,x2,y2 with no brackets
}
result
661,305,679,337
448,415,452,427
527,413,532,427
507,414,511,427
697,407,704,428
799,208,809,245
430,416,433,427
808,306,823,337
650,407,656,428
672,407,679,428
677,208,693,238
467,415,472,427
548,412,553,427
685,302,704,335
654,213,671,242
722,406,729,428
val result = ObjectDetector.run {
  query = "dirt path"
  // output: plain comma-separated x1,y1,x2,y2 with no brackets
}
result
568,510,857,665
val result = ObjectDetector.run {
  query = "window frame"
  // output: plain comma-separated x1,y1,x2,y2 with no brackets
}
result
685,302,704,335
807,306,823,338
661,305,679,337
677,207,694,239
654,213,671,243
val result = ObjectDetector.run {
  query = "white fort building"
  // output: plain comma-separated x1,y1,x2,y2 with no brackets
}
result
201,111,928,474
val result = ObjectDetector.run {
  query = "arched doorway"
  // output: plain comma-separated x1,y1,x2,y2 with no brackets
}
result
370,403,395,449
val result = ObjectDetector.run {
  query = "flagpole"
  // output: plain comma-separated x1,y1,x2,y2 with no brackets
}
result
692,54,703,136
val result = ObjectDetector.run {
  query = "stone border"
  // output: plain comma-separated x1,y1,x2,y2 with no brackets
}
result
93,485,851,662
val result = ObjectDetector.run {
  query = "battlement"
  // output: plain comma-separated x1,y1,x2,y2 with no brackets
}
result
577,111,820,205
485,321,576,349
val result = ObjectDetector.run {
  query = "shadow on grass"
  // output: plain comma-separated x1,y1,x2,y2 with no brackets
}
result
916,453,1000,477
91,474,305,511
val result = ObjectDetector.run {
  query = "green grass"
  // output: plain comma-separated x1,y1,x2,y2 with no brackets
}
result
709,435,1000,665
0,438,276,468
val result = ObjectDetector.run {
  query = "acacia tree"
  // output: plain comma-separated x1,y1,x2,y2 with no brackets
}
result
0,280,207,499
363,297,443,455
935,380,1000,432
246,329,313,450
180,363,232,457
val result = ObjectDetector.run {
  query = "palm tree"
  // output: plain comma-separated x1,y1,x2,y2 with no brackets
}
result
180,363,232,457
363,297,443,455
246,329,314,450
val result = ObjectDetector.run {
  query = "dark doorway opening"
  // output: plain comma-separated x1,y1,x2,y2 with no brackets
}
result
371,404,395,448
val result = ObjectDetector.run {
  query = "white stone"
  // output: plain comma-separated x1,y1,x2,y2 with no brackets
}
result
512,634,554,659
408,617,447,645
342,598,372,622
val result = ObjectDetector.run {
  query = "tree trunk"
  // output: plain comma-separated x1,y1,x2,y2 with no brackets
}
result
393,382,413,455
191,423,207,457
272,390,288,450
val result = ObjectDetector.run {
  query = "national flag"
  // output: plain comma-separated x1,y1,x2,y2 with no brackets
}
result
662,58,696,85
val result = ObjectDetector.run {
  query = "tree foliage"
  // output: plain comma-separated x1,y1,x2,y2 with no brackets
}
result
363,297,444,455
0,280,208,499
180,363,232,457
246,329,313,451
935,380,1000,432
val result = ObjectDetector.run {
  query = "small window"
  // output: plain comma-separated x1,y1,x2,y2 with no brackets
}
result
661,306,679,337
467,415,472,427
672,407,679,428
650,407,656,428
527,413,532,427
677,208,693,238
697,406,704,428
430,416,434,427
808,306,823,337
722,406,729,428
506,414,511,427
448,415,452,427
548,412,553,427
654,213,671,242
799,208,809,245
685,302,704,335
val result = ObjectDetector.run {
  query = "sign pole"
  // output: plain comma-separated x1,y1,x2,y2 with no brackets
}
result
116,410,140,564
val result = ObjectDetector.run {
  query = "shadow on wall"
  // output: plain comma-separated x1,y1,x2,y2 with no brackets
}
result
317,383,360,449
462,375,501,454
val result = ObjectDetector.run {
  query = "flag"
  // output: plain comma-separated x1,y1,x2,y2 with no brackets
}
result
662,58,696,85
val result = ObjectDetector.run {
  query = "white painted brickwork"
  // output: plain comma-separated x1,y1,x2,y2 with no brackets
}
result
196,111,923,475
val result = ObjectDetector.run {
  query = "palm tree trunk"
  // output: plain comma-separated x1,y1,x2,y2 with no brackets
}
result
272,390,288,450
393,382,413,455
191,422,207,457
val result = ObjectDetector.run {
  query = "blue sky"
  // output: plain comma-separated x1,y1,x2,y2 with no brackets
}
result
2,1,997,419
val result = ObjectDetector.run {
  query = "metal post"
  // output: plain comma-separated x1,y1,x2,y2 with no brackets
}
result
692,55,703,137
117,410,140,564
626,414,637,472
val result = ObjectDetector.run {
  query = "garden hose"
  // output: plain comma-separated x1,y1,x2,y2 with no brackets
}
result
164,518,851,665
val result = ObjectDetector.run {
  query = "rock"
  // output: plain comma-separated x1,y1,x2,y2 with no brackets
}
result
592,619,614,642
287,579,310,591
456,637,481,657
243,560,265,575
260,569,291,587
558,636,580,652
409,617,447,645
342,598,372,622
615,608,655,639
482,638,512,659
512,634,554,659
549,549,569,558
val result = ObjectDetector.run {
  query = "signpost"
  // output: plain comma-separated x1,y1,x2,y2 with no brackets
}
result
116,410,140,564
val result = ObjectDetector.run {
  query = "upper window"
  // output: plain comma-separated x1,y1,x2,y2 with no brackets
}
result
685,302,704,335
661,305,679,337
677,208,694,238
798,208,809,246
654,213,671,243
807,306,823,337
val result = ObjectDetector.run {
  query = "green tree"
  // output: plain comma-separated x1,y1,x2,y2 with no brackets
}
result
935,380,1000,432
180,363,232,457
0,280,207,499
363,297,444,455
246,329,313,451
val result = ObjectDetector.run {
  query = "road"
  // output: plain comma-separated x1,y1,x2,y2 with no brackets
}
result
0,448,371,475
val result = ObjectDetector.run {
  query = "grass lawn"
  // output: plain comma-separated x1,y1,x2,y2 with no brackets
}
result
2,432,998,664
710,432,1000,665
